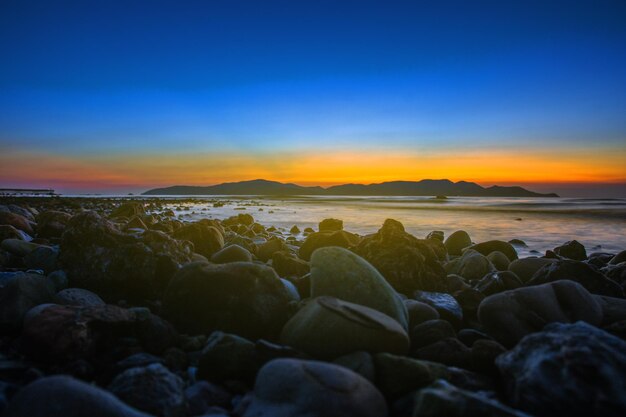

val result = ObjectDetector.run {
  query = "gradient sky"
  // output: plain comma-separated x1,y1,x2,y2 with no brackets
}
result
1,0,625,196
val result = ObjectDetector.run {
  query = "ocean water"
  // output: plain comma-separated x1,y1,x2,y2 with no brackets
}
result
138,195,626,258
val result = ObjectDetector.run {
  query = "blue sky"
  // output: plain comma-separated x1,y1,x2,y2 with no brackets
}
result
1,0,625,194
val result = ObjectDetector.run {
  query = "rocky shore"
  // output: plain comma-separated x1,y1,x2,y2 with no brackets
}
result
1,197,625,417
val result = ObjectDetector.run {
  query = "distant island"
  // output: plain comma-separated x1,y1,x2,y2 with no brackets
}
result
143,179,559,197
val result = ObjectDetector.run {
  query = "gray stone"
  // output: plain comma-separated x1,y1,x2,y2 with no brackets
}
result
240,358,388,417
310,246,408,329
444,230,472,256
445,250,495,281
508,257,556,283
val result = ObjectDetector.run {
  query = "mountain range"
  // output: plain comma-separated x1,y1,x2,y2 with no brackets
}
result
143,179,559,197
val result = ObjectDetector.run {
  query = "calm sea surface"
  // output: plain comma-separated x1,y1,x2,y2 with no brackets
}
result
67,195,626,258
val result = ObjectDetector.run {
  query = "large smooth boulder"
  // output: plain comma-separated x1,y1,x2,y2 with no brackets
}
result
61,212,193,300
352,219,447,295
280,296,409,359
173,222,224,259
298,230,359,261
508,257,556,283
445,250,495,282
468,240,518,261
444,230,472,256
528,259,623,297
478,280,603,346
210,244,252,264
0,272,56,329
240,358,388,417
497,322,626,417
319,218,343,232
310,246,408,329
108,363,186,417
5,375,151,417
163,261,292,340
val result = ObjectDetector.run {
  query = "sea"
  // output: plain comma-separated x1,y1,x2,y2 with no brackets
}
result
78,194,626,258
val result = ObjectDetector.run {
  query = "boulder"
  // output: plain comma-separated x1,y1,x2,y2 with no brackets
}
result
404,300,439,328
56,288,105,307
36,210,72,238
468,240,518,261
23,245,59,274
271,251,310,278
240,358,388,417
486,251,510,271
197,331,259,383
528,259,623,297
5,375,151,417
445,250,495,282
298,230,359,261
352,219,447,295
310,246,408,329
0,211,35,235
1,239,45,257
444,230,472,256
478,280,603,346
163,261,292,340
508,257,556,283
210,244,253,263
553,240,587,260
60,212,193,300
413,291,463,327
257,237,287,262
319,218,343,232
173,222,224,259
474,271,523,296
108,363,186,417
497,322,626,417
0,272,56,328
110,202,145,219
280,296,409,359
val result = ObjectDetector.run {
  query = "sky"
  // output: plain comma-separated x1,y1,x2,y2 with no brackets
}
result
1,0,625,196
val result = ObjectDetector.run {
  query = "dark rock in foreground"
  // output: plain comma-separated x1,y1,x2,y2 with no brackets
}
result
497,321,626,417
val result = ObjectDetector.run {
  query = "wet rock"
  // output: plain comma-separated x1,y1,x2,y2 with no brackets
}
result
553,239,587,260
5,375,151,417
222,213,254,227
445,249,495,281
528,259,623,297
186,381,232,415
163,261,292,339
289,225,300,234
0,225,26,241
497,321,626,417
56,288,105,307
240,358,388,417
257,237,287,262
61,212,193,300
36,210,72,239
478,280,603,346
333,351,376,382
353,219,447,295
427,230,444,242
108,363,186,417
444,230,472,256
280,296,409,359
372,353,448,398
487,251,510,271
0,272,56,329
1,239,45,257
508,257,556,282
197,331,259,383
318,218,343,232
413,291,463,327
298,230,359,261
404,299,439,327
468,240,518,261
609,249,626,265
23,245,59,274
21,304,136,362
410,319,456,349
474,271,523,296
173,222,224,259
0,211,35,235
397,379,530,417
210,244,252,263
271,251,310,278
110,202,145,219
310,246,408,329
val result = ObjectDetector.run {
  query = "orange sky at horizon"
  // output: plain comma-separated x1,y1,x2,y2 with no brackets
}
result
1,147,625,193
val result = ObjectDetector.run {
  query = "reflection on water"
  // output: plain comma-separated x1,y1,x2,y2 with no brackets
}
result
151,195,626,258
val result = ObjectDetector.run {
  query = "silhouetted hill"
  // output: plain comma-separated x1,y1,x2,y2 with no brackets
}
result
143,179,559,197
